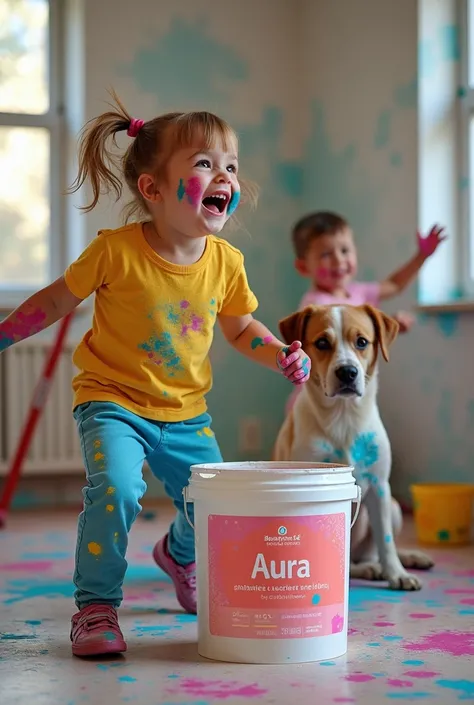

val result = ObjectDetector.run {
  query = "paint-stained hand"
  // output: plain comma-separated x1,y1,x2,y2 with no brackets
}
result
417,224,446,259
393,310,416,334
276,341,311,385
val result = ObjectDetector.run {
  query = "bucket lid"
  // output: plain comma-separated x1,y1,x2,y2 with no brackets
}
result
190,461,354,476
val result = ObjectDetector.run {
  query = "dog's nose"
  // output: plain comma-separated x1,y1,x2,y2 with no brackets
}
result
335,365,358,384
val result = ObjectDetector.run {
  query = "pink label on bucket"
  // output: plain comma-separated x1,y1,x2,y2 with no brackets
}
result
208,514,346,639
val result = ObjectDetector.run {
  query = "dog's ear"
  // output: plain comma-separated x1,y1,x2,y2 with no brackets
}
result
363,305,399,361
279,306,314,345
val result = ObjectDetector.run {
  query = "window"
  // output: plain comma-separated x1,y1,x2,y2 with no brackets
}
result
0,0,63,306
461,0,474,296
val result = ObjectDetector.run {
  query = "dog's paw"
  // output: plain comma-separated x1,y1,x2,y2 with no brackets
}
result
398,549,434,571
350,561,384,581
387,571,422,591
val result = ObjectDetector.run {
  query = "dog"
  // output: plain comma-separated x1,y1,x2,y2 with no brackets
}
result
274,304,433,590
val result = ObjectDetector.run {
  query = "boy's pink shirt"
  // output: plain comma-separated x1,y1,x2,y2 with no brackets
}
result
299,281,381,308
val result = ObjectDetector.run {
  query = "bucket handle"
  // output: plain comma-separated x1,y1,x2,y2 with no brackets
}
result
183,484,362,532
350,485,362,529
183,486,195,530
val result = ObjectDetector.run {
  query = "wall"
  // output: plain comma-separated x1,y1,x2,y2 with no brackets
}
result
7,0,474,510
301,0,474,505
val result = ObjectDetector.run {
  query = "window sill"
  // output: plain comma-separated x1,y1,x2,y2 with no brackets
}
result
416,300,474,314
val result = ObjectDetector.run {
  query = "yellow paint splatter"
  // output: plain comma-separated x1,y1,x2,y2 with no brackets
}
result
114,532,119,543
106,486,115,495
106,504,114,513
94,451,105,463
203,427,214,437
88,542,102,556
93,439,101,449
196,430,202,437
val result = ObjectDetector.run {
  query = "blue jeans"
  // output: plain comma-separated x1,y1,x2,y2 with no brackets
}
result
72,401,222,609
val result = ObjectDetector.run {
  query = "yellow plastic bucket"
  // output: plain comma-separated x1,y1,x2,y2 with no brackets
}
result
410,483,474,545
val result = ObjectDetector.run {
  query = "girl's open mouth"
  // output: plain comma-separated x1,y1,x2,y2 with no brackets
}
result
202,193,230,215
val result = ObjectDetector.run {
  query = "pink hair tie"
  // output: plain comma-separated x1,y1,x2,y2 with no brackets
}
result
127,118,145,138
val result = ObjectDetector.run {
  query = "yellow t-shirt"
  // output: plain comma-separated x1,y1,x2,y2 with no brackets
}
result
64,222,258,421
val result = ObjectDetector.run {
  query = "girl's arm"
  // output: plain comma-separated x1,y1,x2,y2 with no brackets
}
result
0,277,83,352
378,224,446,300
218,313,311,385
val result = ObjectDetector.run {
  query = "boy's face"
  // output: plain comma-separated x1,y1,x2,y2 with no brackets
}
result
295,228,358,290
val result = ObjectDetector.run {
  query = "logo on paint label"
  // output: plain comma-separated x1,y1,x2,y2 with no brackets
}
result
278,526,287,536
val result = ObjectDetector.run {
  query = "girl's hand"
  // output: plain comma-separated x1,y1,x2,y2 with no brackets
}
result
276,340,311,385
417,224,446,259
393,310,416,334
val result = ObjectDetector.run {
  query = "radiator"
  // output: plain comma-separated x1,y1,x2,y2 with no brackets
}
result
0,340,83,476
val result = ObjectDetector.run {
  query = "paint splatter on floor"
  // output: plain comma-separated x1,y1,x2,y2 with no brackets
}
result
0,510,472,704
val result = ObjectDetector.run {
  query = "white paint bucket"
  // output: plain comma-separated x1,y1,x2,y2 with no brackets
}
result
183,461,360,664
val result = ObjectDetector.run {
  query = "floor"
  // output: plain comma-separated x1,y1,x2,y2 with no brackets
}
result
0,509,473,705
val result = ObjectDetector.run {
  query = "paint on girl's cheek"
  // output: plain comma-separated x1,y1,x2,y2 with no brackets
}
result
227,190,240,216
185,176,202,206
177,179,186,201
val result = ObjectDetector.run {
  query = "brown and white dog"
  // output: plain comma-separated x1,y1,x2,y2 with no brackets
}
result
274,304,433,590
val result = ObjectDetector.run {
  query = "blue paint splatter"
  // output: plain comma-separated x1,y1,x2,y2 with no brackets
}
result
24,619,42,625
3,579,74,604
385,694,432,700
311,594,321,606
0,333,14,352
435,313,459,338
0,633,37,640
120,18,247,108
374,110,391,149
302,357,310,376
177,178,186,201
367,642,380,647
383,635,403,641
139,331,184,378
394,77,417,109
402,660,425,666
418,40,436,79
118,675,137,683
390,152,402,167
384,534,392,543
436,679,474,697
351,432,379,469
275,163,303,197
227,190,240,216
21,552,70,560
320,661,336,666
440,25,460,61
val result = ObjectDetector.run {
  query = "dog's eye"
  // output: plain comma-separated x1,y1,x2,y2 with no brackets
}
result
315,337,331,350
355,336,369,349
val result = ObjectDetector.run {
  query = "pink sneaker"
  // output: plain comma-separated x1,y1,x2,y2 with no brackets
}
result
70,604,127,657
153,534,197,614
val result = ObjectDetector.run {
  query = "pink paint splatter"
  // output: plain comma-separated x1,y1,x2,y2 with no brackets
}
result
332,613,344,633
444,589,474,595
345,674,376,683
263,335,273,344
387,679,413,688
0,561,53,572
191,314,204,332
374,621,395,627
185,177,202,206
348,627,359,636
404,631,474,656
180,300,190,309
409,613,435,619
460,598,474,605
403,671,440,679
1,307,46,343
454,569,474,577
171,679,267,700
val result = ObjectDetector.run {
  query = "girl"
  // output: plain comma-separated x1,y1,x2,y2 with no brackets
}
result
0,95,311,657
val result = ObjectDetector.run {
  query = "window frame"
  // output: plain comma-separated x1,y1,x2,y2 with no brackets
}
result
0,0,65,309
460,0,474,297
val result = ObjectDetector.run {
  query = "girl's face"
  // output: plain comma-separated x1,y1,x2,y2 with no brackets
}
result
156,139,241,238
